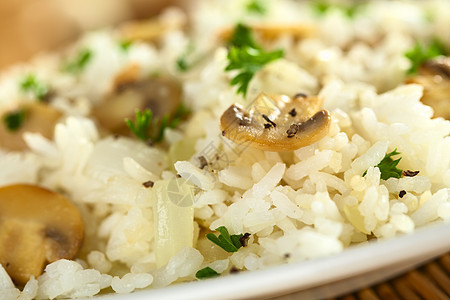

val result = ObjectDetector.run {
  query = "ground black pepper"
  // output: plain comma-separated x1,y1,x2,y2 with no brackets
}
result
288,108,297,117
142,180,154,188
402,170,420,177
262,114,276,128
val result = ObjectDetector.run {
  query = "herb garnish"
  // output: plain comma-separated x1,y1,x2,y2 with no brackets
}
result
62,49,92,74
246,0,266,15
20,74,49,101
3,109,26,132
363,149,403,180
119,40,132,52
207,226,249,252
195,267,220,280
125,109,153,142
125,104,189,144
176,57,189,72
225,24,284,97
176,44,196,72
312,1,365,18
405,39,447,74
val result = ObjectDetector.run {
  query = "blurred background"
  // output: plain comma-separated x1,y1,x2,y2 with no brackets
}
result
0,0,180,70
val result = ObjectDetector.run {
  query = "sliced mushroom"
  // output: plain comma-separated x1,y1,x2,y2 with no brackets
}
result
0,184,84,286
0,102,62,151
92,65,182,135
406,56,450,119
220,93,331,152
120,12,185,42
219,23,316,43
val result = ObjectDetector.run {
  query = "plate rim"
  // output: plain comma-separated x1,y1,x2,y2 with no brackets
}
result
97,221,450,300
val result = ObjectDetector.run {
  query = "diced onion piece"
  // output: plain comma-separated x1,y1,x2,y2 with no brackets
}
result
153,179,194,268
343,204,371,235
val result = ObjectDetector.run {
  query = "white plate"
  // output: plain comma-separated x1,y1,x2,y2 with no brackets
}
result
97,222,450,300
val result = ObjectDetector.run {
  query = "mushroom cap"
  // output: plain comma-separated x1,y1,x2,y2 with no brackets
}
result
218,23,316,43
0,102,61,151
406,56,450,119
0,184,84,286
220,93,331,152
93,65,182,135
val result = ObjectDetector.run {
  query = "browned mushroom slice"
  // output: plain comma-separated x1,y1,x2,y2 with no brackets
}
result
220,93,331,152
0,102,62,151
219,23,316,43
120,14,185,42
406,56,450,120
92,66,182,135
251,23,316,41
0,184,84,286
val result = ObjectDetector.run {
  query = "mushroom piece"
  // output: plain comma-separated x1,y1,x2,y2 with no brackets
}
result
406,56,450,119
0,102,62,151
219,23,316,43
92,65,182,135
0,184,84,286
220,93,331,152
120,12,185,43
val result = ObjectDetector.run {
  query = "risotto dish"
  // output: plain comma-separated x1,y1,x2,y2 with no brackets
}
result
0,0,449,298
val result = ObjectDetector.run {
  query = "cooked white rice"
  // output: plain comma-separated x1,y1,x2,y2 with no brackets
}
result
0,0,449,299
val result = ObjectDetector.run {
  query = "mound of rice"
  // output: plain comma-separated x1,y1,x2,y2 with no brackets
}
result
0,0,449,299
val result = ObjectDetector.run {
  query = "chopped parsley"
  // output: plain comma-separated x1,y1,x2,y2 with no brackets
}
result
176,57,189,72
206,226,248,253
228,23,259,49
405,39,447,74
119,40,132,52
125,104,189,144
225,24,284,97
125,109,153,142
3,109,26,132
62,48,92,74
195,267,220,280
176,44,196,72
246,0,267,15
19,74,49,101
311,1,365,18
363,149,403,180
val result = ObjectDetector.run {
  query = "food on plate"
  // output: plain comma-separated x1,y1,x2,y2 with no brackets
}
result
93,64,182,135
0,102,61,151
220,93,331,151
406,56,450,119
0,184,84,286
0,0,449,299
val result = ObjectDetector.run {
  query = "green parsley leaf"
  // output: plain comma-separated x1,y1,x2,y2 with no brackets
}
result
312,1,329,15
246,0,266,15
176,44,196,72
228,23,259,49
363,149,403,180
125,104,190,144
225,24,284,97
3,109,26,132
62,49,92,74
176,57,189,72
119,40,132,52
125,109,153,142
206,226,244,253
405,39,447,74
195,267,220,280
19,74,49,101
311,1,365,18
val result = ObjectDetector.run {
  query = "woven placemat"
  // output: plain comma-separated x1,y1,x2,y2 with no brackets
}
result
270,253,450,299
333,253,450,300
